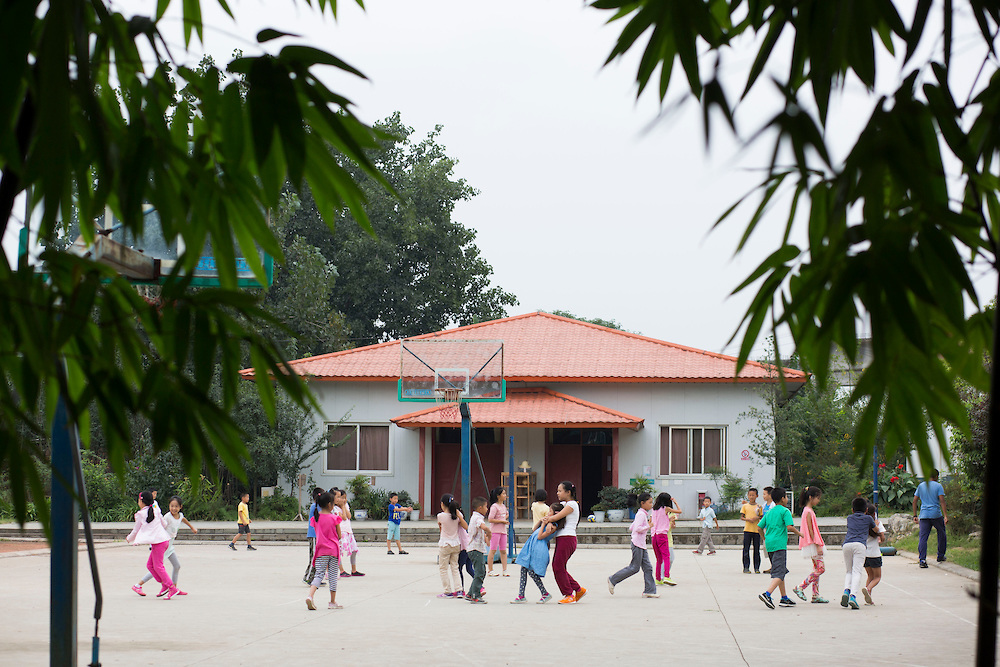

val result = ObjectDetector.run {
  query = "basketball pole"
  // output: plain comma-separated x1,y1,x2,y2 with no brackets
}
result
460,402,472,519
507,436,515,559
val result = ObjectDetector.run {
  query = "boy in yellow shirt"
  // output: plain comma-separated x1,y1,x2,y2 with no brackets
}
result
741,488,763,574
229,492,257,551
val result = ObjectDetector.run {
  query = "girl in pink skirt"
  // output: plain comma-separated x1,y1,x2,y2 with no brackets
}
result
334,489,364,577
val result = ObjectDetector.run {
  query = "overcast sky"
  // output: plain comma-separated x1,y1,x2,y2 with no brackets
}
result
6,0,996,358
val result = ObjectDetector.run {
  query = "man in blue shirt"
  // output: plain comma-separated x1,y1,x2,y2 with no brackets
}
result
912,469,948,567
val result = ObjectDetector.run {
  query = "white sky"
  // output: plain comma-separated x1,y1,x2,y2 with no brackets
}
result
5,0,996,357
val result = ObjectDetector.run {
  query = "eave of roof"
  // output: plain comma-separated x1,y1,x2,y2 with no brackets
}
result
390,387,644,430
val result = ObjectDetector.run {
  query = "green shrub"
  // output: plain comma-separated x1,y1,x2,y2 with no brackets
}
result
595,486,629,511
175,476,229,520
365,488,391,521
818,463,867,515
941,476,983,536
257,488,300,520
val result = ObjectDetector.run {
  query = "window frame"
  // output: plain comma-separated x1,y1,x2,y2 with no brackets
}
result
658,425,727,476
324,423,392,474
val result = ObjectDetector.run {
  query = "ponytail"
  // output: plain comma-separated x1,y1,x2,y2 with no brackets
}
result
448,498,460,521
559,480,577,500
140,490,155,523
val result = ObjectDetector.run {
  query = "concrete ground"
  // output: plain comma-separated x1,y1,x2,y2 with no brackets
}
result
0,541,982,666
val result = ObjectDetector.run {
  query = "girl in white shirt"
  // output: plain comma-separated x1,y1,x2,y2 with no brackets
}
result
126,491,182,599
436,493,469,597
542,480,586,604
333,489,364,577
134,495,197,596
861,502,886,605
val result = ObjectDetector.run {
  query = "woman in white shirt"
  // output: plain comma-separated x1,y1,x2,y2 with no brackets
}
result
542,481,586,604
126,490,182,599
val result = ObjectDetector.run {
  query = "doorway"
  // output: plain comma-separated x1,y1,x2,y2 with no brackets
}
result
546,428,614,516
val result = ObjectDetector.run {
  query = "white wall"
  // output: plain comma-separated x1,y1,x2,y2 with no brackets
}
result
288,379,777,519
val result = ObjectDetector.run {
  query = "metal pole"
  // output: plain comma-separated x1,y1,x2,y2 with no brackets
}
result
872,458,879,508
460,402,471,519
51,394,78,667
507,436,515,559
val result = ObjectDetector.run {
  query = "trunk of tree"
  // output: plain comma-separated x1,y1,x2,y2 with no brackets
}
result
977,273,1000,665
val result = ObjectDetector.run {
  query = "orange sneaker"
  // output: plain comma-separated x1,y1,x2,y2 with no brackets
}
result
574,587,588,602
557,595,576,604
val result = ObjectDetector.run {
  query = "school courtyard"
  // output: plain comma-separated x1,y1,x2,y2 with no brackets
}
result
0,539,982,665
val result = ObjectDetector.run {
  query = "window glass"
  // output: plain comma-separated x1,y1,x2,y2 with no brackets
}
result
659,427,671,476
670,428,688,474
704,429,722,468
327,425,358,470
359,426,389,470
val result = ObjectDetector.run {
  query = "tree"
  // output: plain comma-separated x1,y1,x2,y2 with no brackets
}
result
593,0,1000,658
0,0,387,527
547,310,635,332
283,112,518,344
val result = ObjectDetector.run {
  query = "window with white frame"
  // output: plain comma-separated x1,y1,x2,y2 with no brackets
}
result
325,424,390,473
659,426,725,475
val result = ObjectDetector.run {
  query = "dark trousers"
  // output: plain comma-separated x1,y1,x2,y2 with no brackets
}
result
466,550,486,600
610,544,656,594
918,517,947,561
743,531,761,570
458,549,475,586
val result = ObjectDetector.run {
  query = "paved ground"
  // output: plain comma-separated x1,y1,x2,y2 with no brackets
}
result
0,541,982,666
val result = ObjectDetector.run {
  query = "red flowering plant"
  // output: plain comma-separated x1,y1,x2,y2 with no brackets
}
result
872,466,919,511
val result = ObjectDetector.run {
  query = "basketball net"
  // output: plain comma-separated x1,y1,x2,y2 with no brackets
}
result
435,387,463,424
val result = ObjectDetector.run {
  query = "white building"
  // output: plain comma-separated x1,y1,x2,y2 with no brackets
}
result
270,312,806,517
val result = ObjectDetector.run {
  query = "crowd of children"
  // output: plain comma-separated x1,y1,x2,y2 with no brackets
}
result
124,478,895,613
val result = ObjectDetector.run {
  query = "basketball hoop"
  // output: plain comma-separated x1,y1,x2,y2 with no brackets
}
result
434,387,463,423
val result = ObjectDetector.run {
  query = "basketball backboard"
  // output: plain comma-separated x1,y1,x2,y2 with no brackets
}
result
18,204,273,288
399,339,505,402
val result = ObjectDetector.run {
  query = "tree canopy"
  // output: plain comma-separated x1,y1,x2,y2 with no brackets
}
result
282,113,518,344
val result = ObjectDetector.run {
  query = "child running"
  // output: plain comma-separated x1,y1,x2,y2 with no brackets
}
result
134,495,197,597
757,487,803,609
608,492,658,598
861,502,886,605
511,502,562,604
306,491,343,610
303,487,324,584
465,496,492,603
793,486,828,603
651,492,680,586
542,480,587,604
842,496,877,610
530,489,549,530
437,494,468,598
334,488,364,577
486,487,510,576
126,491,183,599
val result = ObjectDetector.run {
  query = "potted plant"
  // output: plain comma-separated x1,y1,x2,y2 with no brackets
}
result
346,474,371,520
598,486,629,523
591,503,607,523
411,502,421,521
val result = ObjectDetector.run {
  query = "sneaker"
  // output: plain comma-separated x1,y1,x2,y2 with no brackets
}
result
811,596,829,604
574,587,588,602
468,597,487,604
743,569,751,574
246,545,256,551
763,568,771,574
510,596,526,604
861,586,873,605
557,595,576,604
538,593,552,604
937,557,947,563
387,550,395,555
841,590,850,607
779,597,796,607
707,551,717,555
164,587,183,600
755,570,761,574
662,577,676,586
642,592,660,598
919,560,928,568
351,571,365,577
437,592,455,598
399,550,409,555
328,602,343,610
487,572,500,577
793,587,807,601
174,590,188,596
759,592,775,609
607,578,615,595
131,584,146,597
848,595,859,610
340,572,351,578
480,587,486,596
305,598,316,610
228,543,237,551
691,550,702,554
156,585,170,598
454,591,465,598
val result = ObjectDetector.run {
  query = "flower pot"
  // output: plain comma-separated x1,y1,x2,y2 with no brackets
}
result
607,509,626,523
353,509,368,521
592,510,606,523
410,510,420,521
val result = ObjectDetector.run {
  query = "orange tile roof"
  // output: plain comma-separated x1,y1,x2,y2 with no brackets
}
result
391,387,643,430
247,311,806,383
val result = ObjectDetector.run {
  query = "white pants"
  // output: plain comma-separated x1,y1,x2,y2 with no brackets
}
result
842,543,866,597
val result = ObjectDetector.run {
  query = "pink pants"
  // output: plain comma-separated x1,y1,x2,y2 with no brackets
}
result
552,536,580,596
652,533,671,579
146,541,175,590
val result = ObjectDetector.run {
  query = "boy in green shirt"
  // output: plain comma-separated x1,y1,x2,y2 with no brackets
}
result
757,487,802,608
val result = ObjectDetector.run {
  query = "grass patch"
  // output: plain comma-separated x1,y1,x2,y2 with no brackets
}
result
892,533,981,571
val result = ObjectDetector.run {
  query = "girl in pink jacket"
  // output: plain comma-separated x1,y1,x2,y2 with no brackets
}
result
127,490,183,599
793,486,827,603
